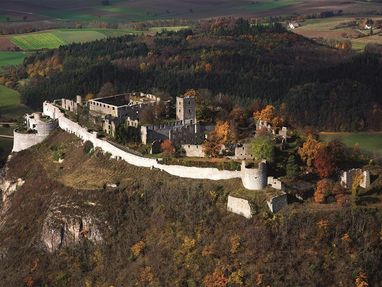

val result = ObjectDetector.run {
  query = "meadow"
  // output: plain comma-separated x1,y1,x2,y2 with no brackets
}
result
0,51,27,69
0,85,30,120
320,132,382,156
8,28,140,51
293,16,382,52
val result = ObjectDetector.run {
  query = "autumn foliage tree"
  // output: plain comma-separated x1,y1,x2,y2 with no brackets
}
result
161,139,175,156
254,104,274,121
314,144,337,178
314,140,347,178
314,179,334,203
298,134,322,168
254,104,285,129
203,269,228,287
203,121,233,157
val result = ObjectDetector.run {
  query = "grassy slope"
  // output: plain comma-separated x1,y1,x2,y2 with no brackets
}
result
0,51,27,68
11,33,66,50
294,16,382,52
0,85,30,120
1,130,382,286
320,132,382,155
8,28,140,50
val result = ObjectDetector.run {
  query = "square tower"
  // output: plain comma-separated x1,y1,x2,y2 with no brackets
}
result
176,96,196,124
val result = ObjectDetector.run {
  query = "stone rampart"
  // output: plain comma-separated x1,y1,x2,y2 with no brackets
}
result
12,131,47,152
43,102,242,181
227,195,252,219
182,144,205,157
241,160,267,190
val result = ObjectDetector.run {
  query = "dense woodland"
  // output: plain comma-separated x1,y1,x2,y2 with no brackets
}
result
3,18,382,131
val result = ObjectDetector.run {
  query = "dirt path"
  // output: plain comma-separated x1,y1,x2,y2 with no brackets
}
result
0,135,13,139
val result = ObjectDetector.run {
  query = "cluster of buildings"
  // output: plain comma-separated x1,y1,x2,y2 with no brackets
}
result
57,92,206,151
13,90,374,220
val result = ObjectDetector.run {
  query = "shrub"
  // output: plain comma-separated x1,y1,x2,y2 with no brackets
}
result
83,141,94,154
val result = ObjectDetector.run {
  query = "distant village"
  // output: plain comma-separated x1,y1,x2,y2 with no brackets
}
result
12,90,374,217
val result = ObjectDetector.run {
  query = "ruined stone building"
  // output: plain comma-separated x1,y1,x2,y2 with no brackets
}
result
176,95,197,124
87,92,168,136
256,120,288,139
140,94,205,148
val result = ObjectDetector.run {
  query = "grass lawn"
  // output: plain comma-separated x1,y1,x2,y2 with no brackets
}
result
0,51,27,69
320,132,382,155
0,85,31,120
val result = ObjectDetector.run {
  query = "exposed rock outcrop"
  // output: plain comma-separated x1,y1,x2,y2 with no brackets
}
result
0,177,25,210
41,203,103,253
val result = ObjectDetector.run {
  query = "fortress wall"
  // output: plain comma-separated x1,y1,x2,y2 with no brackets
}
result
241,161,267,190
182,144,205,157
42,102,248,182
12,131,47,152
227,195,252,219
156,164,241,180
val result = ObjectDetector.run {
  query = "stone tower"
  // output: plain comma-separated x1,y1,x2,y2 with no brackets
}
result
176,96,196,124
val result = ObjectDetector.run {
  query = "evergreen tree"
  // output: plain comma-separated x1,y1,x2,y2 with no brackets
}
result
286,155,299,179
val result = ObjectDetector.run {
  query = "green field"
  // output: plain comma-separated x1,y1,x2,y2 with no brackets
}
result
149,26,190,33
8,28,140,51
0,85,30,120
293,16,382,52
11,33,66,50
320,132,382,155
0,51,27,68
242,0,299,12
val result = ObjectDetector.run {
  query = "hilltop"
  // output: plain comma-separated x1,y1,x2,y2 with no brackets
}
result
1,129,382,286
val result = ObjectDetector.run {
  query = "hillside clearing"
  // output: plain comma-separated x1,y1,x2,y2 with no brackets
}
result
0,85,30,120
0,51,27,68
320,132,382,156
293,16,382,52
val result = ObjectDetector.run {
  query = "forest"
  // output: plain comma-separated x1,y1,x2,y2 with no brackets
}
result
2,18,382,131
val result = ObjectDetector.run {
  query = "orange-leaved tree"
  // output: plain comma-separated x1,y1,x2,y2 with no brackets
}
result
314,178,334,203
161,139,175,156
314,144,337,178
203,269,228,287
254,104,276,122
298,134,322,168
203,121,233,157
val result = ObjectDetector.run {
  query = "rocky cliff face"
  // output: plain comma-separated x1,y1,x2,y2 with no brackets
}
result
0,164,104,255
41,203,103,253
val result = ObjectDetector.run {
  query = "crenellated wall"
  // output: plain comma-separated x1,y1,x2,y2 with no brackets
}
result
43,102,243,181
